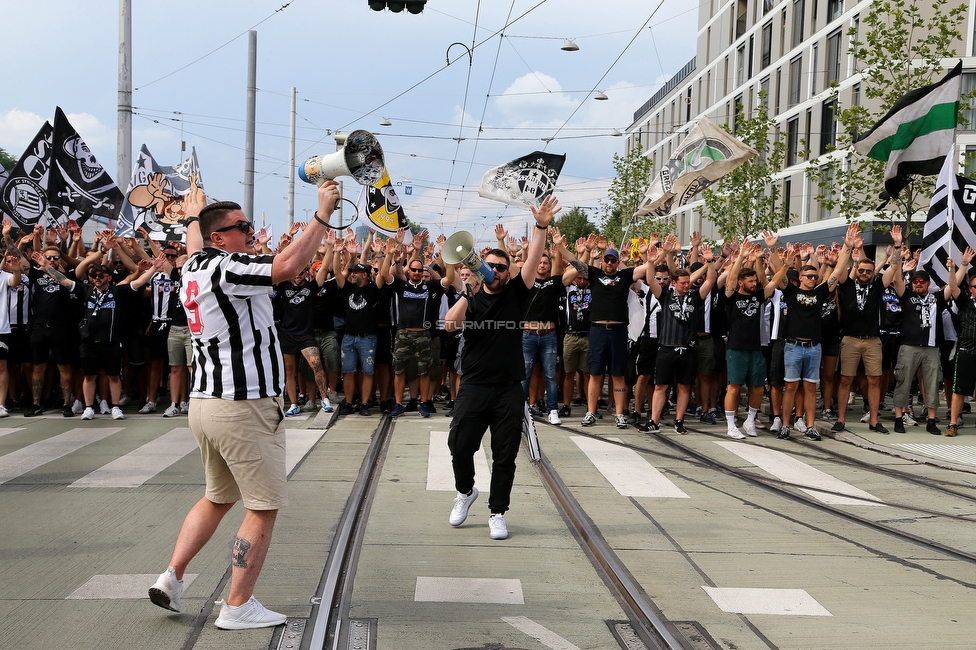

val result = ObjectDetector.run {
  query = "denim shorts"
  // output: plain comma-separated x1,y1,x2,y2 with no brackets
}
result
341,333,377,375
783,340,821,383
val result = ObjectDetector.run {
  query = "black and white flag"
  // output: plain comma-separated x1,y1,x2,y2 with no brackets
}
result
116,145,203,241
47,107,124,227
0,121,53,229
478,151,565,208
919,147,976,286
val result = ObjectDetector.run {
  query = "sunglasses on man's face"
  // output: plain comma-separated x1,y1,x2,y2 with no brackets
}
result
485,262,509,273
857,268,874,275
89,273,108,280
408,266,424,272
164,253,178,259
45,256,60,261
654,276,669,282
603,257,618,263
912,278,929,284
213,221,253,235
801,273,817,279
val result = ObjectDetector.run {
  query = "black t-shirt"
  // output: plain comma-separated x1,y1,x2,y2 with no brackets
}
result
391,278,444,329
342,282,381,335
820,292,839,345
587,266,636,323
657,286,705,347
899,289,944,346
783,283,832,342
311,278,337,332
880,285,902,332
726,290,763,350
524,274,564,323
76,282,140,343
276,279,319,336
564,283,592,332
838,277,884,336
29,266,73,325
459,278,531,384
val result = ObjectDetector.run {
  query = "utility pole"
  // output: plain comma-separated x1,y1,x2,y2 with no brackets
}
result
287,87,296,227
117,0,132,198
243,30,257,218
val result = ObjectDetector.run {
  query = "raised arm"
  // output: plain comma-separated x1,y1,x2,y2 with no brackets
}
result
887,226,905,295
827,222,860,290
520,195,561,288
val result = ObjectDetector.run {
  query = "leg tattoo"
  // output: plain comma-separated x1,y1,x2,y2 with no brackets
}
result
231,536,251,569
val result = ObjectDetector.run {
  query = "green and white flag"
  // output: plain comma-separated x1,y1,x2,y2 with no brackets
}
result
634,116,757,217
853,61,961,200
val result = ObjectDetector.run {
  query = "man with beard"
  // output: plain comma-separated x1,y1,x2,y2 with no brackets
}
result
443,195,560,541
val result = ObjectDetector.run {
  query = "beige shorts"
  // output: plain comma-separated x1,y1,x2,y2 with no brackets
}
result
840,336,883,377
563,332,589,374
167,326,193,367
188,395,288,510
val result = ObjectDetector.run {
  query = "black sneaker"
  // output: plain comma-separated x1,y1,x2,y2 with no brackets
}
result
638,419,659,433
558,405,571,418
61,404,74,417
674,419,687,434
405,398,418,412
597,399,608,410
24,404,43,417
869,422,889,434
572,397,584,406
894,418,906,433
424,400,437,414
831,421,845,432
777,426,791,440
804,428,822,441
528,404,544,417
926,418,941,435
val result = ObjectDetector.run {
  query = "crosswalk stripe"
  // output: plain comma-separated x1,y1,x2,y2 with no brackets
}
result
894,443,976,467
571,436,689,498
502,616,582,650
0,428,25,439
286,429,327,475
69,428,198,488
0,428,122,485
426,431,490,492
715,441,885,506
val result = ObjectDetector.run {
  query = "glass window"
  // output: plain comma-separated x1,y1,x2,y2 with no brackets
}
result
963,72,976,130
827,0,843,22
736,44,746,86
775,68,782,114
821,100,837,154
787,116,799,166
826,29,842,86
792,0,805,48
789,56,802,107
811,43,819,95
762,22,773,69
760,76,771,112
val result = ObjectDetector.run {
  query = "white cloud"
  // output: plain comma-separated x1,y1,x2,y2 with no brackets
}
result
0,109,46,155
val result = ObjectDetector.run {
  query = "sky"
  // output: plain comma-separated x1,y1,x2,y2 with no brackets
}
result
1,0,697,246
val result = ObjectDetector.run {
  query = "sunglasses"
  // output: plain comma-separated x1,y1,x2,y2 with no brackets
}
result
45,256,60,261
801,273,817,279
164,253,178,259
912,278,929,284
408,266,424,272
213,220,253,234
654,276,670,281
89,272,108,280
486,262,509,273
603,256,618,263
857,268,874,275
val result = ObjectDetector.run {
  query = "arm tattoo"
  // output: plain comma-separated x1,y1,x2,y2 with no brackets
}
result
47,267,68,284
231,536,251,569
569,258,589,279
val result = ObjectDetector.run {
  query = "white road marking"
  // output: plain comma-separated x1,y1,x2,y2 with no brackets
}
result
414,576,523,604
702,586,832,616
502,616,582,650
69,428,198,488
0,428,122,485
286,428,327,475
715,441,885,506
426,430,490,492
67,573,198,600
571,436,689,498
894,443,976,467
0,427,25,439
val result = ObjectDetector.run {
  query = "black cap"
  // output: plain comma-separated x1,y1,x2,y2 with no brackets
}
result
786,269,800,280
911,270,930,282
348,263,370,273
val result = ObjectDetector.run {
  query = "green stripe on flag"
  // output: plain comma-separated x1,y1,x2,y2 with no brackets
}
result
866,102,958,161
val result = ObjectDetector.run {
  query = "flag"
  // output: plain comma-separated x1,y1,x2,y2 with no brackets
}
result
478,151,565,208
117,145,203,241
0,121,54,229
634,116,757,217
355,168,407,236
853,61,962,200
919,147,976,286
46,107,124,227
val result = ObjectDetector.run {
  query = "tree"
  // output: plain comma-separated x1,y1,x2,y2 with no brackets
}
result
700,94,788,241
597,141,655,246
552,206,597,245
806,0,971,236
0,146,15,172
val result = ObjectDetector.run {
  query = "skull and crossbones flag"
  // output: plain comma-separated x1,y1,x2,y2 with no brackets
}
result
355,168,408,237
46,107,125,228
0,120,53,229
116,145,204,241
478,151,566,209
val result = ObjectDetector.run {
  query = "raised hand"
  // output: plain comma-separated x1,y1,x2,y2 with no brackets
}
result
890,224,903,248
762,229,779,248
494,223,508,240
530,194,561,227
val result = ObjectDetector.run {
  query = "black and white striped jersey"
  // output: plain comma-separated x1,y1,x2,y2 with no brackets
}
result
148,271,177,321
181,248,282,400
7,274,29,329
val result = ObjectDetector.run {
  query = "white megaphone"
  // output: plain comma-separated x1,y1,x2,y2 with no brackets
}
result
298,130,386,187
442,231,495,283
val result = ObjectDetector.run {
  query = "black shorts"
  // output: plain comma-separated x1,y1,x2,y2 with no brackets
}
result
881,332,901,370
8,326,31,364
80,341,124,377
0,333,11,361
635,337,658,377
941,339,957,379
30,323,74,365
147,320,171,361
123,328,145,367
442,331,461,367
654,346,698,386
375,326,393,365
279,329,317,355
953,349,976,397
764,339,786,386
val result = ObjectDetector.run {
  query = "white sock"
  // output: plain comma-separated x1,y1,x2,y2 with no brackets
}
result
725,410,736,427
747,407,759,423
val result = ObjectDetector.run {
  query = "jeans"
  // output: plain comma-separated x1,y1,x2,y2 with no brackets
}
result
521,330,557,412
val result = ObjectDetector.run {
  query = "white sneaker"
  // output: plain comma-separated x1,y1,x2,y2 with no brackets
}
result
795,420,808,433
81,407,95,420
848,392,856,405
727,426,746,439
860,411,871,424
72,399,84,414
99,399,110,415
214,596,286,630
449,487,479,526
139,401,156,414
302,400,317,412
118,395,132,407
148,567,183,612
902,412,918,426
742,419,758,437
548,409,562,425
163,404,180,418
769,416,783,432
488,513,508,540
0,405,7,418
180,401,190,414
321,398,334,413
327,390,340,403
111,406,125,420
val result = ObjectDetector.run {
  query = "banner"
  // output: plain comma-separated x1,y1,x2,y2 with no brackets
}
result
919,148,976,286
355,168,407,236
0,121,54,229
117,145,203,240
635,116,757,217
478,151,566,209
47,107,124,227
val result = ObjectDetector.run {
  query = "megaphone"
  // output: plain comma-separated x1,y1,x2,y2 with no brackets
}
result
442,231,495,283
298,130,386,187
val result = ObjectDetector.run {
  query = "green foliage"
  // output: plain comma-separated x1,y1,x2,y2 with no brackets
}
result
806,0,971,235
552,206,597,245
700,94,788,241
597,141,655,245
0,146,16,172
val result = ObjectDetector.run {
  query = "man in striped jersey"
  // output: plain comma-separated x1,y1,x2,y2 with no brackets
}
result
149,180,340,630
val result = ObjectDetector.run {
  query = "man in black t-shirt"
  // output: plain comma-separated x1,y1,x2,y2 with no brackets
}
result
443,195,559,541
521,252,563,424
25,246,75,417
